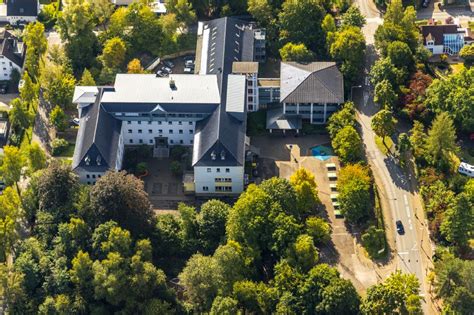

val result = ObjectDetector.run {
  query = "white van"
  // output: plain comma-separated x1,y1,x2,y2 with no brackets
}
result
458,162,474,177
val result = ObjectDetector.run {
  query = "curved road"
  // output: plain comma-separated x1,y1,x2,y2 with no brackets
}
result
354,0,437,313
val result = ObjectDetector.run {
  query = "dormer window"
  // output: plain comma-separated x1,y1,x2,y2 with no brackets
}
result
220,150,226,160
211,151,216,160
427,40,434,46
96,155,102,166
85,156,91,166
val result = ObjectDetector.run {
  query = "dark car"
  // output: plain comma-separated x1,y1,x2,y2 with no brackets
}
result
396,220,405,235
422,0,430,8
163,60,175,68
0,82,8,94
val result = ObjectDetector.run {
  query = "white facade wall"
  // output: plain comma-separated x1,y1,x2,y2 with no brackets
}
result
246,73,259,112
7,15,36,24
194,166,244,195
425,44,444,55
121,119,196,146
77,170,106,185
0,55,21,80
284,102,340,124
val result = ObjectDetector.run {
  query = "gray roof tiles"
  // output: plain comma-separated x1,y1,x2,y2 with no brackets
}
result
280,62,344,104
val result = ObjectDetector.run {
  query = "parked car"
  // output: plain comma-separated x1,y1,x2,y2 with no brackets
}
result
156,70,166,77
185,59,195,67
161,66,172,74
163,60,175,68
71,118,80,125
422,0,430,8
458,162,474,178
396,220,405,235
184,67,194,74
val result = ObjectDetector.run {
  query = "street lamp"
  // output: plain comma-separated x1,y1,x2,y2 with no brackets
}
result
350,85,362,101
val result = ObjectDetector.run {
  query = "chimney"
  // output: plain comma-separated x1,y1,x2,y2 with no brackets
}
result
169,78,176,90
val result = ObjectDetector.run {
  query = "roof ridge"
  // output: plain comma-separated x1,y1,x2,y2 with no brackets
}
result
281,64,313,103
310,65,340,100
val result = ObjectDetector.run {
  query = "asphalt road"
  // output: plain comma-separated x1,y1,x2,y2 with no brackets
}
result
355,1,434,313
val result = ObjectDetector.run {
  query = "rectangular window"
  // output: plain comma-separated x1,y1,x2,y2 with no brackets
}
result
149,139,153,144
86,174,90,178
129,139,133,143
179,130,183,134
189,121,193,125
189,130,193,134
170,139,174,144
158,121,162,125
203,186,209,191
168,121,172,125
216,168,220,173
148,129,152,133
127,121,131,124
190,140,193,144
207,168,211,173
148,121,152,125
225,168,230,173
92,175,96,179
137,121,141,125
158,129,163,133
139,139,143,144
138,129,142,133
128,129,132,133
169,130,173,134
178,121,182,125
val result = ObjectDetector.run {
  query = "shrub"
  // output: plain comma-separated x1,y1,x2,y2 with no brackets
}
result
170,161,183,176
51,138,69,156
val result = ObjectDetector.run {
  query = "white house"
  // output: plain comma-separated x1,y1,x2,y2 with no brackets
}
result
421,24,474,55
0,0,39,25
0,29,25,80
110,0,167,14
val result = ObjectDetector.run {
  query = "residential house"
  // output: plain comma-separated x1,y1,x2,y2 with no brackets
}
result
0,29,25,80
110,0,167,14
0,0,39,25
421,24,474,55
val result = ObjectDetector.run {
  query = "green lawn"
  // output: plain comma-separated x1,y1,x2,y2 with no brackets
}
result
375,135,394,155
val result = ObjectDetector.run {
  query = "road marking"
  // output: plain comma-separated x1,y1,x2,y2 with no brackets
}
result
399,251,409,255
403,194,408,205
405,206,411,218
411,243,417,251
409,219,413,230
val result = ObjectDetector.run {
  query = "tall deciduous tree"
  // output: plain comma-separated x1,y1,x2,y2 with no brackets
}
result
374,79,397,110
426,112,459,169
409,120,427,162
24,142,47,173
289,168,320,216
8,98,34,134
79,68,96,85
332,125,364,163
100,37,127,70
39,59,76,109
23,22,47,81
88,171,155,237
371,109,397,149
127,58,145,74
440,193,473,250
338,164,371,223
387,40,415,70
197,199,230,253
279,42,313,62
341,6,366,28
278,0,325,57
0,146,25,195
327,101,356,138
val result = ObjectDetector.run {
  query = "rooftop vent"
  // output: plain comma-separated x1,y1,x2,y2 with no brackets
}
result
169,78,176,90
211,151,216,160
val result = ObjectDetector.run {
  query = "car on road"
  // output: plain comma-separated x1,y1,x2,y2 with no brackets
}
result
163,60,175,68
156,70,166,77
396,220,405,235
184,67,194,74
185,59,195,68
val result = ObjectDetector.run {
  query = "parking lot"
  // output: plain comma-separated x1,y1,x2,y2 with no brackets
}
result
154,54,196,77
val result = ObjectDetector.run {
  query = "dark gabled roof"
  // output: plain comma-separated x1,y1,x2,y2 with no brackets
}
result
72,89,122,171
280,62,344,104
0,30,24,67
6,0,38,17
193,17,251,167
421,24,462,45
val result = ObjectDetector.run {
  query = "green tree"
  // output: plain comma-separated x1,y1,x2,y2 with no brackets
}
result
370,57,407,87
248,0,275,27
179,253,222,312
20,71,39,107
49,106,69,132
459,44,474,66
426,112,459,169
89,0,114,30
362,271,421,314
371,109,397,149
87,171,154,237
397,133,411,167
424,68,474,132
286,234,319,272
374,79,397,110
440,193,473,250
279,42,313,62
23,22,47,80
79,68,96,85
39,60,76,109
213,241,249,295
327,101,356,138
289,168,320,216
316,277,361,314
341,6,366,28
279,0,325,57
409,121,427,162
332,125,364,163
8,98,34,134
305,216,331,244
197,199,230,253
0,187,22,261
321,14,336,34
210,296,239,315
338,164,372,223
387,40,414,69
260,177,298,217
166,0,196,28
0,146,25,195
24,142,47,173
57,0,99,73
329,26,366,84
100,37,127,70
233,280,274,314
361,225,385,258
